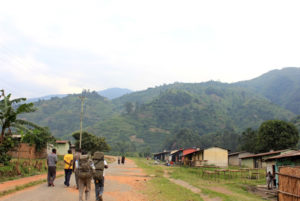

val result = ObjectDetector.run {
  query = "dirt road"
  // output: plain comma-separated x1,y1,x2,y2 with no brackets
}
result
0,158,148,201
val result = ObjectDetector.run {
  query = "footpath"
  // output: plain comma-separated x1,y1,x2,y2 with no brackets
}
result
0,171,64,194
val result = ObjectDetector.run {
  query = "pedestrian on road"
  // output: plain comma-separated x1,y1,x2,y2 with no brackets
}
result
64,149,73,187
121,155,125,165
47,148,57,187
73,148,82,189
117,156,120,165
266,171,274,189
92,152,108,201
76,151,95,201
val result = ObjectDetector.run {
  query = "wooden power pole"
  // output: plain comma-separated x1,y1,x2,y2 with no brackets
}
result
79,93,85,149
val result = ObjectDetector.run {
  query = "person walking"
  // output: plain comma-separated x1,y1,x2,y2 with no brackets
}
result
121,155,125,165
92,152,108,201
266,171,274,189
76,151,95,201
73,148,82,189
47,148,58,187
117,156,120,165
64,149,73,187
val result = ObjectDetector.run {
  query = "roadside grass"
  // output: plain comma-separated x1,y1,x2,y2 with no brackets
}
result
133,158,203,201
0,158,65,182
0,179,46,198
171,166,268,201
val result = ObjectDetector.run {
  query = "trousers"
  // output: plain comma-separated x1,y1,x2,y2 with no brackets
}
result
78,177,91,201
94,178,104,201
47,166,56,186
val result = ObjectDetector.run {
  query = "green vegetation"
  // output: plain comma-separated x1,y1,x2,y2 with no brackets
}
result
0,158,64,182
135,158,269,201
236,67,300,115
239,120,299,153
20,69,300,153
133,158,203,201
0,179,46,198
72,131,110,153
0,90,50,165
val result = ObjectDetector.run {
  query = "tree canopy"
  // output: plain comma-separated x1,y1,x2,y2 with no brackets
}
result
257,120,299,152
72,131,110,154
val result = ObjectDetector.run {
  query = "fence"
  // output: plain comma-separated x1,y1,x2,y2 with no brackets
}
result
277,166,300,201
8,143,47,159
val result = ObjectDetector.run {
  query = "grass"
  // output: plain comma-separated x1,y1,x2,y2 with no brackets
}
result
134,158,270,201
0,179,46,198
170,166,268,201
133,158,203,201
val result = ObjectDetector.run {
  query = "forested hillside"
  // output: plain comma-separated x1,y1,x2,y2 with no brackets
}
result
21,68,300,152
88,83,294,152
236,67,300,114
22,91,115,139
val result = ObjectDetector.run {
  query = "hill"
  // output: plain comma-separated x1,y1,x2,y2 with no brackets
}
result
89,83,294,151
98,88,132,99
235,67,300,114
22,91,115,139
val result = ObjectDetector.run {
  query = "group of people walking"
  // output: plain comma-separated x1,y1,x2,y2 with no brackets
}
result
117,155,125,165
47,148,108,201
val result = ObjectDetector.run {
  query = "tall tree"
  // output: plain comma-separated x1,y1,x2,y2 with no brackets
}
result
257,120,299,152
0,90,41,144
238,128,259,153
72,131,110,154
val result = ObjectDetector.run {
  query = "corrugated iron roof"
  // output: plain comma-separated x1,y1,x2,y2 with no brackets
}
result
265,150,300,160
240,149,288,159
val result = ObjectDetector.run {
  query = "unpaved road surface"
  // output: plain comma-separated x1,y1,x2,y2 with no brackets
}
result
0,158,148,201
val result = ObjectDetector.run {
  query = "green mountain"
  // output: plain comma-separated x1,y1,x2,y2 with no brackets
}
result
21,68,300,152
22,91,115,139
235,67,300,114
88,83,294,151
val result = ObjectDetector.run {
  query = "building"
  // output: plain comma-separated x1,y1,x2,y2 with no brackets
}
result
228,151,253,166
265,150,300,187
53,140,71,156
170,149,183,164
184,146,229,167
240,149,291,169
153,151,170,161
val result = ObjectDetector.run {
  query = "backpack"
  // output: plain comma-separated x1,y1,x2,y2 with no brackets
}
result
78,155,92,179
92,152,104,180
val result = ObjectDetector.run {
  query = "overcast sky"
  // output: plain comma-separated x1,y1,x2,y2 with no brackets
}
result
1,0,300,98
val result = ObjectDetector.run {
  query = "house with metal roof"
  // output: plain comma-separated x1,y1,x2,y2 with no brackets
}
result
228,151,253,166
240,149,291,168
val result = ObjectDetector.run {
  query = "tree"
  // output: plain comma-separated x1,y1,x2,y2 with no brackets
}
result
22,127,56,151
163,128,201,150
0,90,43,165
0,90,41,143
238,128,259,153
257,120,299,152
72,131,110,154
124,102,134,114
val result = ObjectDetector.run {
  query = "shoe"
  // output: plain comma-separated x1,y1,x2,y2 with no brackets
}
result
99,195,103,201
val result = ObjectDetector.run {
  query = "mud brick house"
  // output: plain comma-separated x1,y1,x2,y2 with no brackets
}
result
153,151,170,161
240,149,291,169
228,151,253,166
184,146,229,167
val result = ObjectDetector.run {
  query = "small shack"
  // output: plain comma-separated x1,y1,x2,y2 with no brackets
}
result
153,151,170,161
54,140,71,156
265,150,300,188
228,151,253,166
185,146,229,167
170,149,183,164
240,149,290,169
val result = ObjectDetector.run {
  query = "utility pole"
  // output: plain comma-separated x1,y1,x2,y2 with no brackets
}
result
79,93,85,149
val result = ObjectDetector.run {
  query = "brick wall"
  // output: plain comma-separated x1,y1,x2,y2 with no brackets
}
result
8,143,47,159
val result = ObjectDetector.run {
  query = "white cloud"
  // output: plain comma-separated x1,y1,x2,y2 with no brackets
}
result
1,0,300,97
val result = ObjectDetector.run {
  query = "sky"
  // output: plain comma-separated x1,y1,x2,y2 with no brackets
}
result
1,0,300,98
